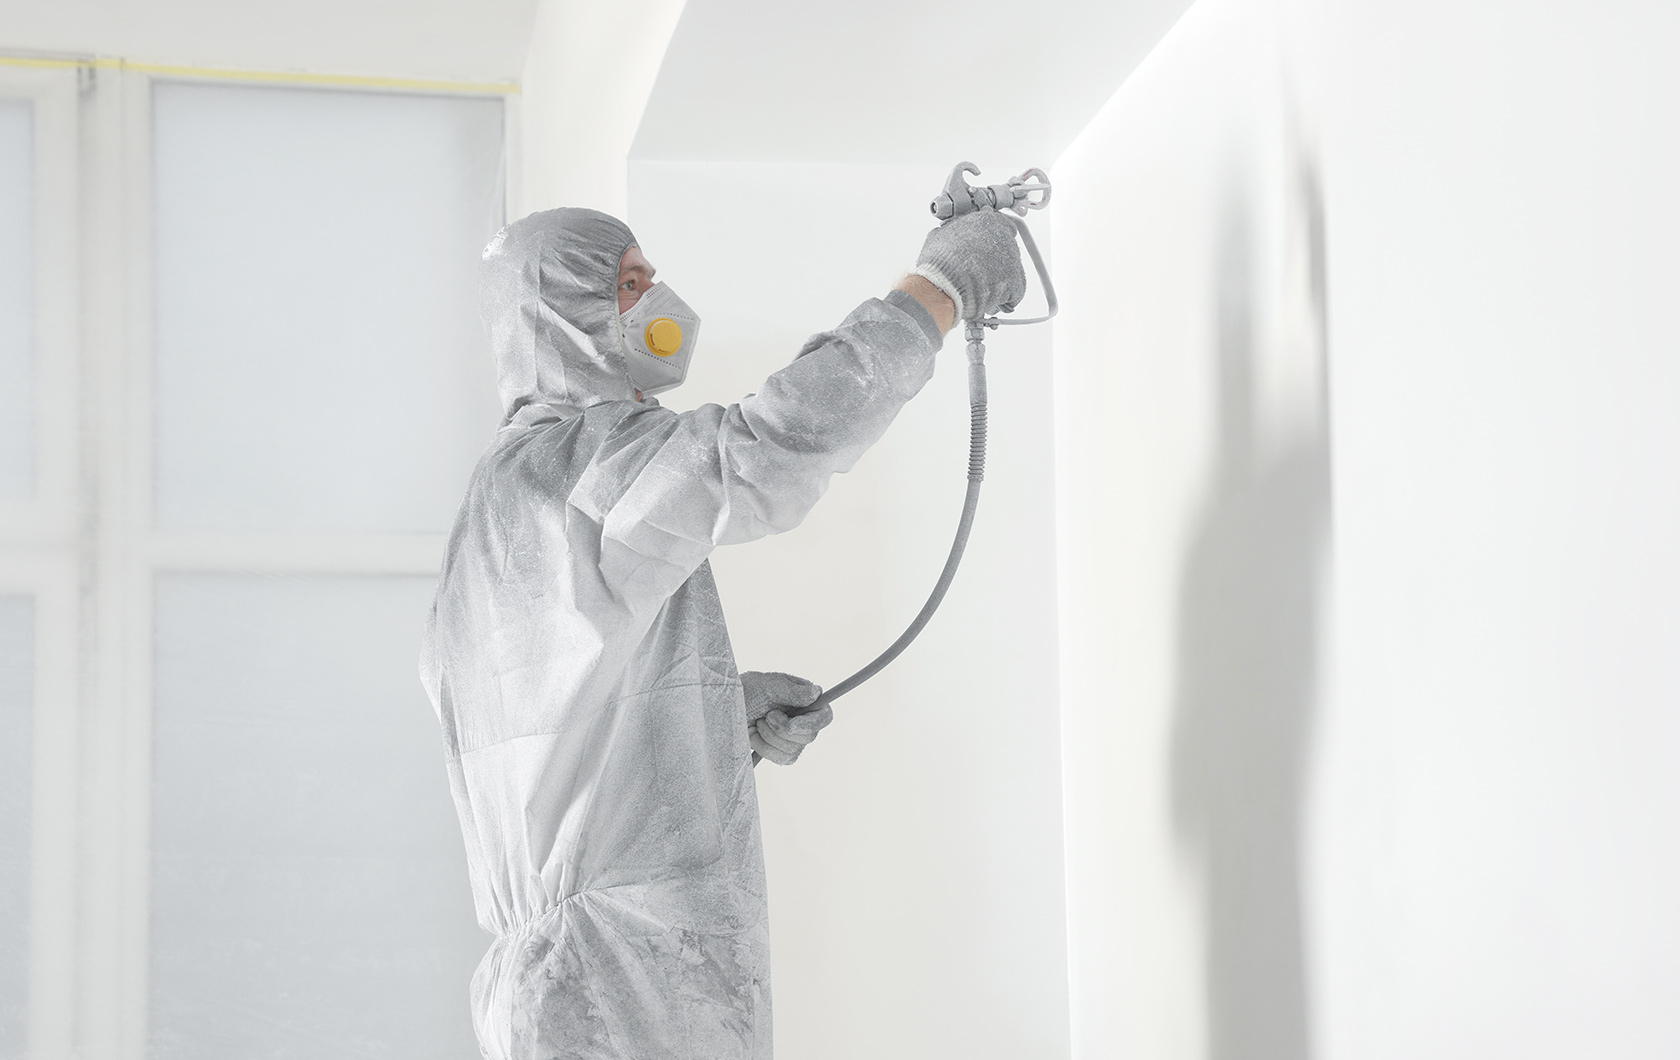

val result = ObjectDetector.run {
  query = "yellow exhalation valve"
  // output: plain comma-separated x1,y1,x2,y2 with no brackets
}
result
644,318,684,356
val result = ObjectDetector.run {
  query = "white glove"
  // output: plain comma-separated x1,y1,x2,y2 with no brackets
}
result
911,209,1028,321
741,671,832,766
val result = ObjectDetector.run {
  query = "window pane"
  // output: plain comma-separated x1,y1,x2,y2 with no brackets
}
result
0,595,33,1055
0,101,33,503
152,85,504,533
150,575,481,1059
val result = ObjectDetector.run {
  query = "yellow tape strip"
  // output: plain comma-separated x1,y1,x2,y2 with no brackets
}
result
0,54,518,95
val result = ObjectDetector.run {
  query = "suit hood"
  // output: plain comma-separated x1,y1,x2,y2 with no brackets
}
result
480,208,639,424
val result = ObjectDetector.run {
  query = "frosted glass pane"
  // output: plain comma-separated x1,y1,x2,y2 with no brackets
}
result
153,85,504,533
0,101,33,503
0,595,33,1055
151,575,481,1059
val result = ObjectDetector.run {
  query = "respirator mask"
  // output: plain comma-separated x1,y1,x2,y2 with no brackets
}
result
619,282,701,397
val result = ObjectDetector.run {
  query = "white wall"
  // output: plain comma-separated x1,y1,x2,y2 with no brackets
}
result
1054,3,1327,1054
628,160,1069,1060
1314,2,1680,1055
1054,0,1680,1057
516,0,686,216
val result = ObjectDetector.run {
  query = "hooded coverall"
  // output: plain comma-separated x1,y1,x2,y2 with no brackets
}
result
420,208,943,1059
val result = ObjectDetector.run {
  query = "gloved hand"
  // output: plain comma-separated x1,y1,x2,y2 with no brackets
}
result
911,209,1028,322
741,671,833,766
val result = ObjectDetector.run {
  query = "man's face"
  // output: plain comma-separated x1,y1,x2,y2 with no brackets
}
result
618,245,656,314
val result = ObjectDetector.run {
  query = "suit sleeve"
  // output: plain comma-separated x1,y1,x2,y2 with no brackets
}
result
574,292,942,609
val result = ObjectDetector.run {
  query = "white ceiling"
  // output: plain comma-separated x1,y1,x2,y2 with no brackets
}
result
0,0,538,81
633,0,1197,164
2,0,1195,162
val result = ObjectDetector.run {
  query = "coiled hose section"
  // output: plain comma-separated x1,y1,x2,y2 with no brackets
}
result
755,212,1052,757
810,322,990,710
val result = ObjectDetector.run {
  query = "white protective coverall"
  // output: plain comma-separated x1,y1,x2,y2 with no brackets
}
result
420,208,943,1059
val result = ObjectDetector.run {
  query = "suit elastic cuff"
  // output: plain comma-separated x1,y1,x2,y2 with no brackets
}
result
884,287,945,348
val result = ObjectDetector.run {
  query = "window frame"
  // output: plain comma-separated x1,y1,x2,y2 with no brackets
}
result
0,60,82,1060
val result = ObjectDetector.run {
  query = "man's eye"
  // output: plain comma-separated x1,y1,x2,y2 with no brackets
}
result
621,279,636,291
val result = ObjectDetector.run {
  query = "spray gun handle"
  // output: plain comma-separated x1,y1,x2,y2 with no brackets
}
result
986,212,1058,328
928,162,1058,327
930,161,1053,221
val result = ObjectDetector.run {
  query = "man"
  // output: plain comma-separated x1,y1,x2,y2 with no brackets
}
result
421,205,1024,1059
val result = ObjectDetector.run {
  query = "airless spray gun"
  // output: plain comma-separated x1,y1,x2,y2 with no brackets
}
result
809,162,1058,712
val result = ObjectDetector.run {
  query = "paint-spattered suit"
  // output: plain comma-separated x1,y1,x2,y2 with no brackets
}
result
420,208,942,1059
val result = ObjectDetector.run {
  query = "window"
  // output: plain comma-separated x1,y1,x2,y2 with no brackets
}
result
0,61,510,1058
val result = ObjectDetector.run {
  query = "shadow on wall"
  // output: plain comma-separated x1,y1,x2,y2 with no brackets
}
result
1170,139,1330,1060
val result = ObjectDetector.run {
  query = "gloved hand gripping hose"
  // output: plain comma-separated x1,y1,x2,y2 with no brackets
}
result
751,168,1054,763
805,172,1057,717
753,327,992,762
811,321,991,708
